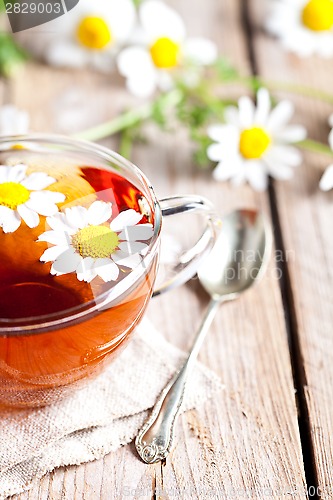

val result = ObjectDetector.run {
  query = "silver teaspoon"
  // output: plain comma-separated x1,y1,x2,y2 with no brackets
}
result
135,209,272,464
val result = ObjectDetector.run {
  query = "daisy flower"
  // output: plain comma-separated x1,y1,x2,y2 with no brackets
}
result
38,201,154,283
117,0,217,97
0,105,29,136
266,0,333,58
44,0,135,72
0,164,65,233
207,88,307,191
319,121,333,190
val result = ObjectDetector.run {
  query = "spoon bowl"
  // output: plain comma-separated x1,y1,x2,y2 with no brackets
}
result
198,209,272,300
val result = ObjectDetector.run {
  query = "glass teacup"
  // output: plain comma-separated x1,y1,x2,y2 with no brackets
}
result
0,135,218,408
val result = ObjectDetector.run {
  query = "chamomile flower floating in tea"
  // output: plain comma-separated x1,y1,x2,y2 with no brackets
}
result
0,164,65,233
44,0,135,71
117,0,217,97
207,88,307,191
38,200,154,283
266,0,333,57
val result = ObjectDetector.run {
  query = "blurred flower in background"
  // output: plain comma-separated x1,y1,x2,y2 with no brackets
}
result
319,114,333,190
43,0,135,71
266,0,333,57
207,88,307,191
117,0,217,97
0,105,29,136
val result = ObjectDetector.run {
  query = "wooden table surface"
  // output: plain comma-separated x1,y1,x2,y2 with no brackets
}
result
2,0,333,498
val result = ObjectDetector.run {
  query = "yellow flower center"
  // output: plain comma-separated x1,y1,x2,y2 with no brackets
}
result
302,0,333,31
150,37,180,69
239,127,271,159
0,182,30,210
72,225,119,259
77,16,112,50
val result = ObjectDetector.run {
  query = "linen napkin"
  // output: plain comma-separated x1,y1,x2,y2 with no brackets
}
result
0,318,223,499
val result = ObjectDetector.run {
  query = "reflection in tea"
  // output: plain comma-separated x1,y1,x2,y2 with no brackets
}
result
0,160,156,407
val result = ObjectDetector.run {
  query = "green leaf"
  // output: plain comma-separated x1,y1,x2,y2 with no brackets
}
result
0,0,14,14
213,57,239,81
0,32,28,77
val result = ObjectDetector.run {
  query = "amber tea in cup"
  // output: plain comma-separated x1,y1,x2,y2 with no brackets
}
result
0,136,217,408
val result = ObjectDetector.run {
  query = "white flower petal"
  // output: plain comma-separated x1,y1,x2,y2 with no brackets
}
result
266,100,294,132
46,41,88,69
183,37,218,65
40,245,68,263
94,258,119,282
20,172,56,190
117,47,154,77
0,206,21,233
105,0,136,42
274,125,307,143
25,193,65,216
51,249,81,275
87,201,112,225
207,124,239,146
46,213,77,234
319,164,333,191
17,204,39,228
76,257,98,283
118,224,154,242
238,96,255,128
110,210,143,232
119,241,148,254
328,129,333,150
207,142,240,164
65,206,88,230
212,159,242,181
254,88,271,126
267,145,302,167
112,251,143,269
224,106,240,127
38,230,70,246
207,143,225,162
230,171,247,187
140,0,186,41
127,74,158,98
246,161,268,191
7,164,27,183
264,157,294,180
0,166,11,183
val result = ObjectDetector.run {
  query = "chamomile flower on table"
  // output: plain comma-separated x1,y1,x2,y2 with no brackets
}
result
0,164,65,233
319,123,333,191
38,201,154,283
117,0,218,97
44,0,135,72
207,88,307,191
266,0,333,57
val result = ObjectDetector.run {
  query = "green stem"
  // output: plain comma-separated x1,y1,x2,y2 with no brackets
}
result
73,103,152,142
298,139,333,157
118,129,134,159
74,88,183,142
229,76,333,105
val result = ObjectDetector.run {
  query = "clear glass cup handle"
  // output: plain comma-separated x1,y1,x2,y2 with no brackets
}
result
153,195,220,297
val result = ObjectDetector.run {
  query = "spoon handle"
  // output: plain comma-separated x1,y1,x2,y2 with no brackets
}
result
135,298,220,464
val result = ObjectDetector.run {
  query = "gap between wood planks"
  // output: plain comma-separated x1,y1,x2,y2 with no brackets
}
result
240,0,320,497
